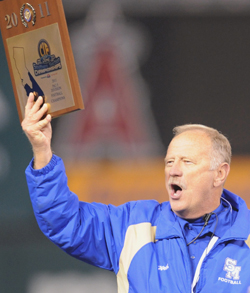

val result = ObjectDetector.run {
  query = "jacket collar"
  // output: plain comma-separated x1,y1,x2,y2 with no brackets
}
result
155,189,250,241
221,189,250,240
155,202,182,240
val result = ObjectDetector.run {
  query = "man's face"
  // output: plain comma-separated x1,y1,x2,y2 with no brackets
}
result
165,130,220,219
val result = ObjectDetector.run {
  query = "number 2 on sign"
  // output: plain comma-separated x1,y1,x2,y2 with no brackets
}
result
5,13,18,29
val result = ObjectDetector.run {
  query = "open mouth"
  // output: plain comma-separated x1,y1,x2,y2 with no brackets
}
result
170,184,183,197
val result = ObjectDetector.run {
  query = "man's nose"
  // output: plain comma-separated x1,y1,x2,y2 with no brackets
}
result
168,161,183,177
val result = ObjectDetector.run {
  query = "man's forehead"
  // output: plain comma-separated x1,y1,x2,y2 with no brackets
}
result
172,129,211,143
166,130,212,155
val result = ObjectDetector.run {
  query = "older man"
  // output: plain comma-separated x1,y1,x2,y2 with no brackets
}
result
23,93,250,292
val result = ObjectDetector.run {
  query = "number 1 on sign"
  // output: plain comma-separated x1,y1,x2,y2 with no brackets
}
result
38,2,51,18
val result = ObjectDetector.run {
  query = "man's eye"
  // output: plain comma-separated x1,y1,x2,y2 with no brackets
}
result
184,160,192,164
165,160,174,166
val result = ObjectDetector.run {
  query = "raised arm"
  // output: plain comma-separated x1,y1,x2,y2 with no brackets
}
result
22,93,119,271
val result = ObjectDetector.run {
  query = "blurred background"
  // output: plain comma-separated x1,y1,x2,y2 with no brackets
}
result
1,0,250,291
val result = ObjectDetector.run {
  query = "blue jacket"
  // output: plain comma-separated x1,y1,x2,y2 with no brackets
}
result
26,155,250,292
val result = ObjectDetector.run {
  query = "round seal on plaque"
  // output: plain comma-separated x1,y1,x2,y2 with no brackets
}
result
23,8,32,23
38,39,51,58
20,3,36,27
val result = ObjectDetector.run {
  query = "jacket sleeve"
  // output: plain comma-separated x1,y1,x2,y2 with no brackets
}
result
25,155,119,272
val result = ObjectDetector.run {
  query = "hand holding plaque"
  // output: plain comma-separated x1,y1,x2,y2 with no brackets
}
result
0,0,84,122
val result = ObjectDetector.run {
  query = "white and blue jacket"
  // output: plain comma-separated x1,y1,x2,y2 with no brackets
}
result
26,155,250,292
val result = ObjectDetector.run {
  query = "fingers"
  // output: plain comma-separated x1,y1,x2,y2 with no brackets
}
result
32,96,45,115
37,102,49,119
22,93,52,156
25,93,49,121
25,92,45,113
38,113,52,129
25,92,35,113
22,93,51,137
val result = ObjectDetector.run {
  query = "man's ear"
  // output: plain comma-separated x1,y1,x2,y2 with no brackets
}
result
214,163,230,187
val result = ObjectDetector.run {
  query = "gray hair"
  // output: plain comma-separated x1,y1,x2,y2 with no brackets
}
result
173,124,232,170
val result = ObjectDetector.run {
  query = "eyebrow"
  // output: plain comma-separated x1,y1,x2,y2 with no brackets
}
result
164,157,174,163
164,156,196,163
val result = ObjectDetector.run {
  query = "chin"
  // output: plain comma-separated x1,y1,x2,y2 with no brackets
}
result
170,203,192,218
171,206,186,217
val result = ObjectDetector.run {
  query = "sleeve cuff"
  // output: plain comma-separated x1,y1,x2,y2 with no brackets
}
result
29,154,59,176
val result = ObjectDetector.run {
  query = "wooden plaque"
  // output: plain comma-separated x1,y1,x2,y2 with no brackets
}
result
0,0,84,122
